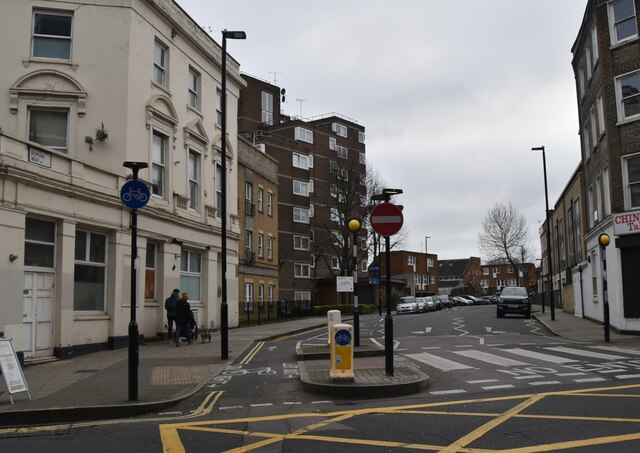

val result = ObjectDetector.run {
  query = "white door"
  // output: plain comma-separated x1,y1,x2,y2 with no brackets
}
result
22,272,54,359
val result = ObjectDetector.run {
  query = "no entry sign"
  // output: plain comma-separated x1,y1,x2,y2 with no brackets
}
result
370,202,403,236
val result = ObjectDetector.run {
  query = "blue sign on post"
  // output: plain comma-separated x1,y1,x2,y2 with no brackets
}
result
120,180,150,209
335,329,352,346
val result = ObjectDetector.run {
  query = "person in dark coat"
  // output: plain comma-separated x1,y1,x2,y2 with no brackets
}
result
164,288,180,343
174,292,192,346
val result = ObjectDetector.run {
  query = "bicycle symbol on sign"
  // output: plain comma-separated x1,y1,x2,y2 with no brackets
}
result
222,367,277,376
122,187,148,203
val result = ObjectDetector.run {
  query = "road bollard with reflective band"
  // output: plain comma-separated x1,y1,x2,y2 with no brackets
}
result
330,323,354,381
327,310,341,345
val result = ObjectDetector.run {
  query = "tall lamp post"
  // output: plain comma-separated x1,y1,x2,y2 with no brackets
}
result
424,236,430,295
532,146,555,321
371,188,403,376
348,218,361,347
220,29,246,360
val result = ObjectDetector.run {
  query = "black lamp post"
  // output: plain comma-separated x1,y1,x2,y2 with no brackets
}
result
122,161,148,401
220,29,246,360
532,146,555,321
372,188,403,376
348,218,361,347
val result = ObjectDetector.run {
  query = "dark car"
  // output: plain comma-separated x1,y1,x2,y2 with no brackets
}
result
496,287,531,318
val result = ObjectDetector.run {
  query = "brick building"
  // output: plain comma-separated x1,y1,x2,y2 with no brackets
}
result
438,258,482,296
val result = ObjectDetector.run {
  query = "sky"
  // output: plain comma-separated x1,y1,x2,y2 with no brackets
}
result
179,0,588,261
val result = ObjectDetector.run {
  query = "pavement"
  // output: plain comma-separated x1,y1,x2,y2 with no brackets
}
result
1,306,639,427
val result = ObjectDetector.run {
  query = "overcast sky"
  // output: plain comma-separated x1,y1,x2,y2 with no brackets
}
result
179,0,588,261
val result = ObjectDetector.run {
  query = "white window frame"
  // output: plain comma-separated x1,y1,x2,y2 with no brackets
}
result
293,179,311,197
335,144,348,159
597,95,605,136
623,153,640,209
331,256,340,269
188,149,200,210
408,256,416,266
188,67,200,110
358,131,365,143
267,236,273,260
216,88,222,126
258,233,264,258
293,207,310,224
330,208,340,222
267,192,273,216
244,283,253,312
332,122,348,137
152,130,168,198
180,249,202,301
32,10,73,60
294,263,311,278
591,23,599,65
74,230,107,312
293,235,311,251
258,284,265,308
482,267,489,275
145,241,157,301
609,0,638,46
329,137,336,151
261,91,273,125
294,126,313,144
615,70,640,122
153,40,168,86
25,217,56,269
257,188,264,212
28,107,69,152
216,163,223,217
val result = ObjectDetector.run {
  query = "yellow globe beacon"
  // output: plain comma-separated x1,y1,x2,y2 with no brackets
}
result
598,233,610,247
348,218,361,232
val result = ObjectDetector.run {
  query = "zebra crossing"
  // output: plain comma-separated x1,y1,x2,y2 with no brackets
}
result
404,344,640,394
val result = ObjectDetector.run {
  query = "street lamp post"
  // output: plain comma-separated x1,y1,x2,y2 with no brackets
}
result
220,29,246,360
348,218,362,347
532,146,555,321
424,236,430,295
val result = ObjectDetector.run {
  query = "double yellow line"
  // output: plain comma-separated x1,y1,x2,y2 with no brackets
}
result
239,341,265,365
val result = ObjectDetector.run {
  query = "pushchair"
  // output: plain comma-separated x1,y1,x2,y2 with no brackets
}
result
188,309,198,341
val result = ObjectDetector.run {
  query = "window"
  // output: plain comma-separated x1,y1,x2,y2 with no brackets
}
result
330,208,339,222
246,182,253,202
624,154,640,208
602,167,611,216
244,283,253,312
261,91,273,125
591,250,598,301
216,164,223,217
145,242,156,300
153,40,168,86
216,88,222,126
331,256,340,269
258,284,265,308
568,206,576,265
293,152,313,169
590,104,599,149
268,285,274,307
293,207,309,223
246,230,253,253
616,70,640,122
294,126,313,144
258,233,264,258
267,236,273,260
180,249,201,301
32,10,72,59
152,130,167,197
335,144,348,159
584,45,592,81
483,267,489,275
188,67,200,109
507,266,513,273
188,149,200,210
578,61,586,99
481,279,488,288
582,119,591,160
294,263,311,278
332,123,348,137
74,230,107,311
597,95,605,135
493,267,500,274
294,235,310,250
359,152,366,165
358,131,365,143
329,137,336,150
267,192,273,216
25,217,56,268
588,184,597,227
574,199,583,259
294,291,311,309
257,188,264,212
591,23,599,65
28,108,69,152
609,0,638,45
293,180,311,196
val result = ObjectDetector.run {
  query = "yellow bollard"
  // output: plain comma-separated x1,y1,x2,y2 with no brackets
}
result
330,323,354,381
327,310,341,345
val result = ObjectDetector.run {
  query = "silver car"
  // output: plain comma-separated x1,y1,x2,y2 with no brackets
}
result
396,296,419,314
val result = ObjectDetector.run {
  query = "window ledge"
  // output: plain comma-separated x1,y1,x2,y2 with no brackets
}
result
23,58,78,70
616,116,640,127
73,313,111,321
187,104,203,118
151,80,172,97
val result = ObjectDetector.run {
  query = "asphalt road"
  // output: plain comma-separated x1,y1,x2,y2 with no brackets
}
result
3,305,640,452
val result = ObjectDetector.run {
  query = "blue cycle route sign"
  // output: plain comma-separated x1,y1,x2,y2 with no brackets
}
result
335,329,352,346
120,180,150,209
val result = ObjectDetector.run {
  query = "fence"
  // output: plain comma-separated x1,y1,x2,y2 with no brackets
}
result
240,299,315,326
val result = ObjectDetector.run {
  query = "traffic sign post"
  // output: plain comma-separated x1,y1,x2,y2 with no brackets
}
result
121,161,149,401
369,201,404,376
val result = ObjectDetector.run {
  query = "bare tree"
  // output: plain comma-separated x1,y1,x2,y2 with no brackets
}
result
478,202,533,281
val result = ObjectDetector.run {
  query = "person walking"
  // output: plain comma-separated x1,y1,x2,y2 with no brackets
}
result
174,292,192,346
164,288,180,343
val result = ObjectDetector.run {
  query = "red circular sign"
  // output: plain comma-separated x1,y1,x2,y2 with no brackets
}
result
370,202,403,236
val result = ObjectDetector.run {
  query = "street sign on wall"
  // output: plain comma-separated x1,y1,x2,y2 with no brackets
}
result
370,202,403,237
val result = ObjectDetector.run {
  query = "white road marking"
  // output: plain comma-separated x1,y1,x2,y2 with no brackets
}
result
430,389,467,395
421,346,440,350
557,372,587,377
482,385,515,390
575,377,606,383
453,349,530,367
219,406,243,410
158,411,182,416
513,375,544,380
467,379,499,384
598,369,623,374
311,401,333,404
283,402,302,405
590,345,640,356
454,345,473,348
615,374,640,380
528,380,562,386
501,348,579,364
485,327,493,333
544,346,628,361
405,352,474,371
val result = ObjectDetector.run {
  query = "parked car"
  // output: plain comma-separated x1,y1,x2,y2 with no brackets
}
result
453,296,473,306
396,296,419,314
438,295,452,308
477,296,492,305
423,296,436,311
415,297,427,313
496,286,531,318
